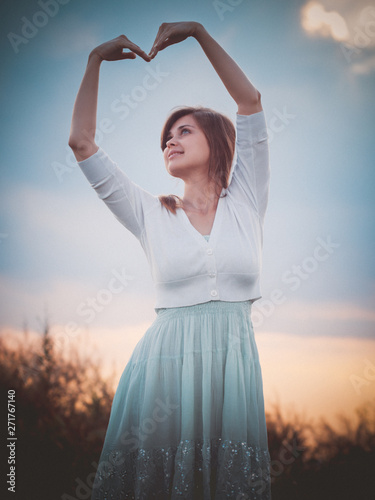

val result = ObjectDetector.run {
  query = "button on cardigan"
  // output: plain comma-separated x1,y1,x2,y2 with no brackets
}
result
77,110,270,309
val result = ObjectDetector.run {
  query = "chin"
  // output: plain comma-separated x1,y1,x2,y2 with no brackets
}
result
167,166,185,179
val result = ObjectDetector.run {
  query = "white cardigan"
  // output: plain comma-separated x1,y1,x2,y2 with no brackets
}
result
78,111,270,309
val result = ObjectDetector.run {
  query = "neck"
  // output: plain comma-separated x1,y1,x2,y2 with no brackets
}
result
182,180,220,213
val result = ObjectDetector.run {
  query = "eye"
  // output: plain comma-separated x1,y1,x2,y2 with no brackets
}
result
180,128,190,136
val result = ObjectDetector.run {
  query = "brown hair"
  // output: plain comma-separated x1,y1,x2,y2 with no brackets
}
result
158,106,236,214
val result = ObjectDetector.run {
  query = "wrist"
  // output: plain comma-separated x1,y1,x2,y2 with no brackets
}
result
88,50,103,65
192,22,206,40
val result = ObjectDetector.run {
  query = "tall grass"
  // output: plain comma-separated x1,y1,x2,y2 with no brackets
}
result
0,324,374,499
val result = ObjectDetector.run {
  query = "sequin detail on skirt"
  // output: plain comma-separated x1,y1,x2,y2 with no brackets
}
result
93,439,270,499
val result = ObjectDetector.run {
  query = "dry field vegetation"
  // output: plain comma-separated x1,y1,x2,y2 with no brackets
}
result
1,324,374,499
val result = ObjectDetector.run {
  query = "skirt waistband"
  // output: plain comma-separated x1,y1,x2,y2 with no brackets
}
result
155,300,252,320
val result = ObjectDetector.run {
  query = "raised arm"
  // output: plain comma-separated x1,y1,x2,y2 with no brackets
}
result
69,35,150,161
148,22,262,116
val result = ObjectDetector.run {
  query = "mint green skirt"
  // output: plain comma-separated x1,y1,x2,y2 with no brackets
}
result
91,300,271,499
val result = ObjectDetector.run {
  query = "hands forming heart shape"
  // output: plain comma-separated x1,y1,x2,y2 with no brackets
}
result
92,22,201,63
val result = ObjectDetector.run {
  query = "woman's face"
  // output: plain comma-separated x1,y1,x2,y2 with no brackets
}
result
163,114,210,179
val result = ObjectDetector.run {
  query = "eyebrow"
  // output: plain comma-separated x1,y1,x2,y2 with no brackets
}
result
177,124,195,129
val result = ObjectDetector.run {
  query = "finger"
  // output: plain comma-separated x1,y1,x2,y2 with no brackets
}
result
150,36,176,58
149,26,180,57
118,36,151,62
155,35,177,52
120,51,137,60
133,48,151,62
150,24,165,49
148,41,160,58
126,43,151,62
149,25,168,57
149,36,167,58
149,46,160,59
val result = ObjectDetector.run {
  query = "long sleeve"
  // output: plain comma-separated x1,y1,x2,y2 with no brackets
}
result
228,110,270,223
78,147,158,240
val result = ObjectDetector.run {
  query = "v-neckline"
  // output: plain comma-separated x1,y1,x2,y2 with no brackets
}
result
179,191,224,247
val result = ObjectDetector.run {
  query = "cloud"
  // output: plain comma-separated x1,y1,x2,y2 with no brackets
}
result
254,299,375,339
1,182,149,279
300,1,375,73
350,52,375,75
0,182,155,331
301,1,349,41
276,300,375,322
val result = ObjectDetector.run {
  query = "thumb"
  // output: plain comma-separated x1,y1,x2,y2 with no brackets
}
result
120,51,136,60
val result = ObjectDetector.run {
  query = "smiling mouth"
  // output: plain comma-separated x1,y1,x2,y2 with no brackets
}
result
168,152,184,159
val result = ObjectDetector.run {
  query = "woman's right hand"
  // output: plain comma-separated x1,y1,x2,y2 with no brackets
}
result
90,35,151,62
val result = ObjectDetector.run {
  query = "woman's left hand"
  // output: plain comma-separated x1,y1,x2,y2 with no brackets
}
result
148,22,201,59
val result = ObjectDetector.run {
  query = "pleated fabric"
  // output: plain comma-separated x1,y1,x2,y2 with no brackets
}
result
91,300,271,499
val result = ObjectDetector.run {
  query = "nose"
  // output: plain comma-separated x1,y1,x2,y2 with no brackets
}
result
166,135,177,148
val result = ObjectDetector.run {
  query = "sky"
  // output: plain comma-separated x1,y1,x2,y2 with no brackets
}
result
1,0,374,426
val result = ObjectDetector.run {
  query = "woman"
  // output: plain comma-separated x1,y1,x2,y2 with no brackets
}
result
69,21,271,500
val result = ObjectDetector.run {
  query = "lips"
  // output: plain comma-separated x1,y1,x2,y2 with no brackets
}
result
168,150,184,159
